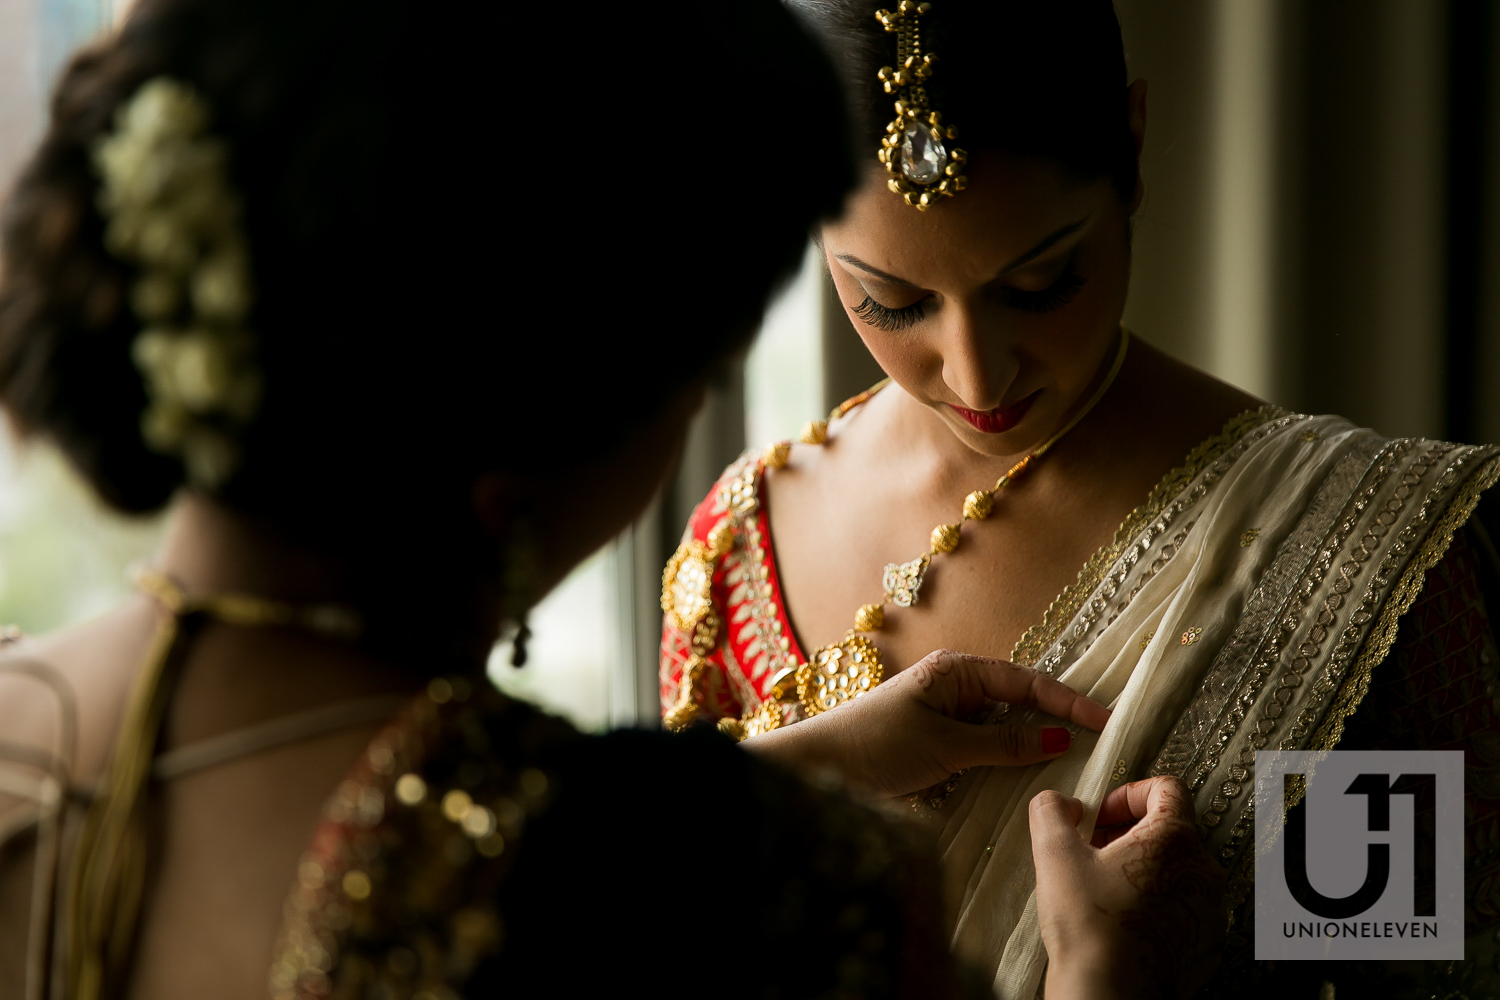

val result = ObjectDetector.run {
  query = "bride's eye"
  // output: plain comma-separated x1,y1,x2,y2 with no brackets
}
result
853,294,929,331
1004,259,1087,314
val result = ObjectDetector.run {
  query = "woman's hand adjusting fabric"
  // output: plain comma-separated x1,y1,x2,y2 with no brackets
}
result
744,649,1111,798
1030,776,1227,1000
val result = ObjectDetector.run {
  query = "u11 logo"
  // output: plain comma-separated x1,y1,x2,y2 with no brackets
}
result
1254,750,1463,960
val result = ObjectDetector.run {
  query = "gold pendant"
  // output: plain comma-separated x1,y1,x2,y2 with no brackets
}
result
797,633,884,716
882,554,929,607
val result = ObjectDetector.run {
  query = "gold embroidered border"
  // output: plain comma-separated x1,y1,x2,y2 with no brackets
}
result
1308,449,1500,756
1143,434,1389,788
1011,405,1288,666
722,456,798,700
1219,445,1500,925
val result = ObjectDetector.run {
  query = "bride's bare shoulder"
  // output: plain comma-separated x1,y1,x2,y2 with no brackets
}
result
1120,339,1267,457
760,384,900,518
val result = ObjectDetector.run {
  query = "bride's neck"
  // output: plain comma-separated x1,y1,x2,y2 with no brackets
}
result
153,492,351,604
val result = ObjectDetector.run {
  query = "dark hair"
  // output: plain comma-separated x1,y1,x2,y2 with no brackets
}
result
789,0,1136,201
0,0,851,658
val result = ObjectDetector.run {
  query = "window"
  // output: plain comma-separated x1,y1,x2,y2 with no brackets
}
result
494,244,834,730
0,0,160,635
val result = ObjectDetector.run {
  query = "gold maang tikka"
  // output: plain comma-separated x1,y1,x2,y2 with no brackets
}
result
875,1,967,210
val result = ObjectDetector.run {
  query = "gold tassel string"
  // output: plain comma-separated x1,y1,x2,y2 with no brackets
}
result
66,576,188,1000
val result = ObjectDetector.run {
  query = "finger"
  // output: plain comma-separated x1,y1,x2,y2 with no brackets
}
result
952,657,1112,732
901,650,1012,717
1095,783,1147,827
1028,789,1089,862
1096,775,1195,828
949,722,1075,769
1089,822,1135,849
1140,774,1196,822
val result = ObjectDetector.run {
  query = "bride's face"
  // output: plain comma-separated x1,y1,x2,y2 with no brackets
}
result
821,154,1134,459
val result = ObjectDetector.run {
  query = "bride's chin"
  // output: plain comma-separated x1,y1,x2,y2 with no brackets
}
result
936,408,1049,460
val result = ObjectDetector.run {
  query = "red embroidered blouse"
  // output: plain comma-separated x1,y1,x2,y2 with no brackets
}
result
658,450,808,724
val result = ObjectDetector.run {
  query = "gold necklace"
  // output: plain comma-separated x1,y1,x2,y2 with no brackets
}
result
734,327,1130,736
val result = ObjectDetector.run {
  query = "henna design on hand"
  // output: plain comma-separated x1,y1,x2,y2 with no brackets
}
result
1117,816,1227,999
909,652,958,692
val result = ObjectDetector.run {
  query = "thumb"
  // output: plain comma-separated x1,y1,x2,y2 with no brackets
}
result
1028,790,1090,866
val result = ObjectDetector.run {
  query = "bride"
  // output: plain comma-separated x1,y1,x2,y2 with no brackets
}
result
660,1,1500,996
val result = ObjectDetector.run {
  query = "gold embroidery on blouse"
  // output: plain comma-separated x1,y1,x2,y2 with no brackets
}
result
1239,528,1260,546
661,499,738,730
662,540,717,633
1180,627,1203,646
712,452,799,716
718,458,760,518
1010,406,1289,666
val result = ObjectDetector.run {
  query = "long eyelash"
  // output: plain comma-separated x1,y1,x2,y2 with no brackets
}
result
1005,260,1087,314
853,295,928,331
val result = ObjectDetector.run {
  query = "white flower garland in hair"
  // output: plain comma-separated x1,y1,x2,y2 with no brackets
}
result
93,77,262,490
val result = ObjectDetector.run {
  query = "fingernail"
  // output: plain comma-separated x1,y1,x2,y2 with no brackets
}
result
1041,727,1071,754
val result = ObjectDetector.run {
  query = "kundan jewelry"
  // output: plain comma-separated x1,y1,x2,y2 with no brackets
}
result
756,328,1132,727
876,1,968,210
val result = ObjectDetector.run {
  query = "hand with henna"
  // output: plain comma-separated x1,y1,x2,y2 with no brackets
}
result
1030,776,1227,1000
745,649,1111,798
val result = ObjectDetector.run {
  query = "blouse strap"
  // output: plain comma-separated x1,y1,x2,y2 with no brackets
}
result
151,693,405,782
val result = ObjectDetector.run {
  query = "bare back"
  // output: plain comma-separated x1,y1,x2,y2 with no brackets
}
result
0,600,412,999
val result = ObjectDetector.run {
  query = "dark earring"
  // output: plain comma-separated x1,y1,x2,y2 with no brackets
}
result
502,516,539,668
510,620,532,668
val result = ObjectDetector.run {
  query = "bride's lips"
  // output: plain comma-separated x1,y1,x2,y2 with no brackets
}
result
948,392,1040,434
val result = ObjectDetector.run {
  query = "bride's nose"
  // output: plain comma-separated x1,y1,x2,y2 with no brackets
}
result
939,311,1019,410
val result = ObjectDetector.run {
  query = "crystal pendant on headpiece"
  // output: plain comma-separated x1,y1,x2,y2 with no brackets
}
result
900,124,947,185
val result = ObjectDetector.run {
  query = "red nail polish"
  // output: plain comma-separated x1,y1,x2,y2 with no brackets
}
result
1041,727,1071,754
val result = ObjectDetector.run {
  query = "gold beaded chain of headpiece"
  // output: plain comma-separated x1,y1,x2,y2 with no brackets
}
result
720,328,1131,740
876,1,968,210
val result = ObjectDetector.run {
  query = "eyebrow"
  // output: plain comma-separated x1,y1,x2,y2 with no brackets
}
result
835,215,1092,287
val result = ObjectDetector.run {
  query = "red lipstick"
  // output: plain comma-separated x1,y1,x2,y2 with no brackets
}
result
948,392,1039,434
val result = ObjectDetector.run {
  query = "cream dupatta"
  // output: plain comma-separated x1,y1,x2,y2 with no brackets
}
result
926,406,1500,998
